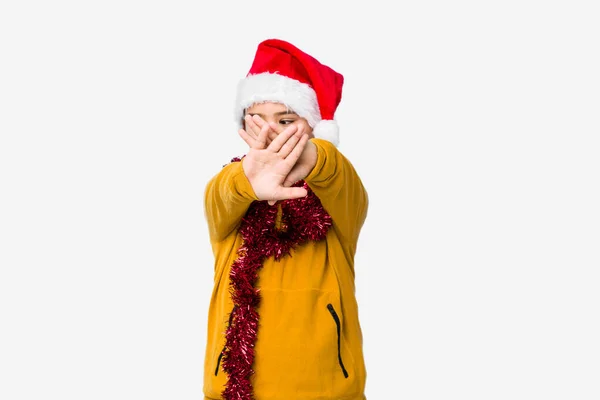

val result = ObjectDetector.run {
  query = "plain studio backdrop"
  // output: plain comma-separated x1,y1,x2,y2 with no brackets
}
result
1,1,599,399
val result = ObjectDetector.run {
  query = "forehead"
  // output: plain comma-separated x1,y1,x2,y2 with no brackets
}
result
245,102,293,115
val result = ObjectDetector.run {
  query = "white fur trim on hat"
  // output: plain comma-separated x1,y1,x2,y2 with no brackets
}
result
312,119,340,147
234,72,322,129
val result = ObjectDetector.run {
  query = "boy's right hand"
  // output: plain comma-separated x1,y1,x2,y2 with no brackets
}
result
238,118,310,205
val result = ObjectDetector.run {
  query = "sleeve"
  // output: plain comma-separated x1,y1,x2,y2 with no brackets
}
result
304,138,369,248
203,160,259,243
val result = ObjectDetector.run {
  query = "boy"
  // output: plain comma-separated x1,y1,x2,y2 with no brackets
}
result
203,38,369,400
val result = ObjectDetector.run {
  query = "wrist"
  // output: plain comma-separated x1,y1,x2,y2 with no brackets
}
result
305,139,318,170
241,156,255,182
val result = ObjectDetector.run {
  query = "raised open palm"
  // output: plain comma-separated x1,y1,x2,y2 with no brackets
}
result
245,114,318,190
238,118,310,204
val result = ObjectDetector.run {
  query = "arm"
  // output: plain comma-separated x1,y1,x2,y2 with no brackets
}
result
203,160,258,243
304,138,369,248
205,121,310,243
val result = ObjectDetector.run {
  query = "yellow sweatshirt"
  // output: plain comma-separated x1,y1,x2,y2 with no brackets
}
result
203,138,369,400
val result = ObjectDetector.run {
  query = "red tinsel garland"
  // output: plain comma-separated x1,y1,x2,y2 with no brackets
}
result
219,156,332,400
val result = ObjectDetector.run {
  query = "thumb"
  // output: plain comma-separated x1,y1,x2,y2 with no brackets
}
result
283,167,304,188
277,186,307,201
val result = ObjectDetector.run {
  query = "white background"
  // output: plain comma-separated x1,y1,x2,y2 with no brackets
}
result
1,1,599,399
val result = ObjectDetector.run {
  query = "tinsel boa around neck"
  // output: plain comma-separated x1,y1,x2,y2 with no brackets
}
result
219,156,333,400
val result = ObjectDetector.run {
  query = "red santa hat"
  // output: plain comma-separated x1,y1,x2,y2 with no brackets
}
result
234,38,344,147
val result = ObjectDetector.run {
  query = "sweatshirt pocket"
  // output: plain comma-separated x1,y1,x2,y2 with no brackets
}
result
327,303,349,378
247,288,346,396
214,305,237,376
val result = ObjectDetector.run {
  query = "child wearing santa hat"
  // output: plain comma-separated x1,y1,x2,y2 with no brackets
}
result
203,38,369,400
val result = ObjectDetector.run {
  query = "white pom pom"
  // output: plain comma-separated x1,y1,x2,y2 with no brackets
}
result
312,120,339,147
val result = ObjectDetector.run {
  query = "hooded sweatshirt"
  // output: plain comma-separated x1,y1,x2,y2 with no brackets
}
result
203,138,369,400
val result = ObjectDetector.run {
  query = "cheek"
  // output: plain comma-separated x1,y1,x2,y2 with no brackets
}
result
302,122,314,136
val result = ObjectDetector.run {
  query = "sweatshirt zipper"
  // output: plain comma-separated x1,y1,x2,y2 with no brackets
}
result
215,305,237,376
327,303,349,378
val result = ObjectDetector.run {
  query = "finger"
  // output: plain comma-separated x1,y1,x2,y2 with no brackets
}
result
255,119,270,149
276,186,308,201
244,115,260,140
267,121,283,143
283,164,302,187
267,131,277,144
283,133,309,167
252,115,278,144
278,125,304,159
238,128,255,148
266,124,298,153
285,137,314,185
251,113,266,124
251,114,266,128
268,121,283,134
